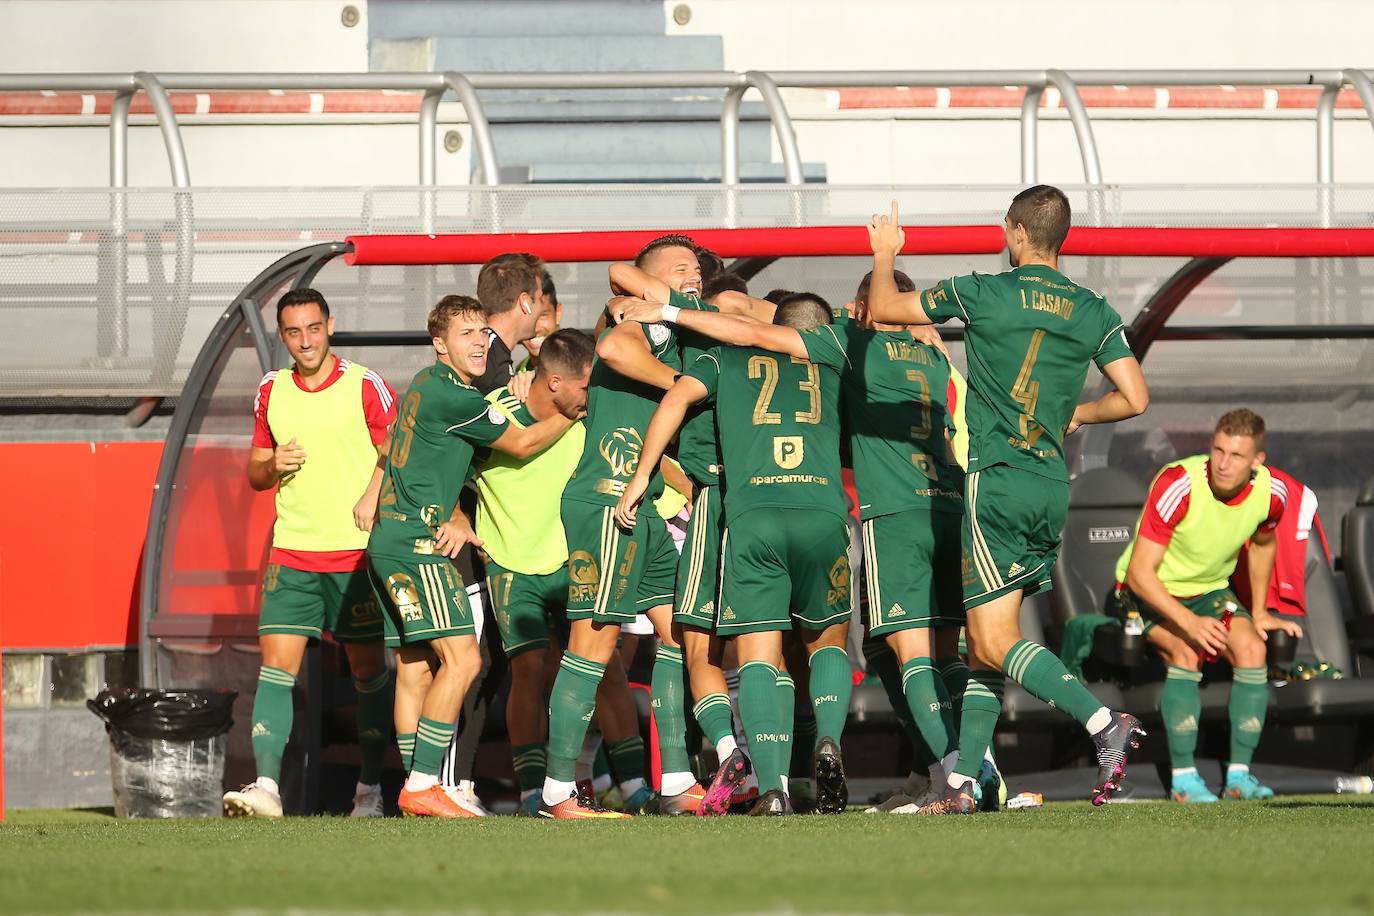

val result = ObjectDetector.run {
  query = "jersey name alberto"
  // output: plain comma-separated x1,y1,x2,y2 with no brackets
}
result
839,323,964,519
923,265,1132,482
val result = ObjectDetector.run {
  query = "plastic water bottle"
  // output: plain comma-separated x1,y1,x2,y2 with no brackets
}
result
1335,776,1373,795
1199,604,1236,664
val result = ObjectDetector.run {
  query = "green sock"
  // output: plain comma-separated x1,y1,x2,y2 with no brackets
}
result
953,670,1004,780
1003,639,1104,726
593,740,613,782
396,732,416,773
864,639,921,752
808,645,853,746
511,742,547,793
1161,666,1202,769
250,666,296,782
651,645,692,775
692,692,735,746
902,657,957,758
937,655,970,724
739,661,785,793
546,652,606,782
606,736,645,785
353,671,391,786
412,716,456,777
790,696,817,777
1229,667,1269,767
775,671,795,777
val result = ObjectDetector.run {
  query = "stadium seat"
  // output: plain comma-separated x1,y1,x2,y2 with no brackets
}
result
1050,466,1148,624
1343,477,1374,652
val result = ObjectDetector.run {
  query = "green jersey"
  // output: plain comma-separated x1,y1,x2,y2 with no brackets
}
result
371,360,507,557
839,324,964,519
686,325,849,521
676,297,724,487
564,313,683,507
923,265,1132,482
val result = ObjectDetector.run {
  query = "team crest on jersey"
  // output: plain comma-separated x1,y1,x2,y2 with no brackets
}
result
486,405,508,425
568,550,599,603
826,557,851,606
599,427,644,478
386,573,424,623
646,321,672,347
773,435,804,469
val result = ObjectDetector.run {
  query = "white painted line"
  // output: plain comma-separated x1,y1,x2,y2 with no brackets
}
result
81,94,96,115
195,93,211,115
935,87,951,108
309,92,325,114
1154,88,1169,109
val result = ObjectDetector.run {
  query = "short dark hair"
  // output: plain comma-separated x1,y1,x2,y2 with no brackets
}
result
537,328,595,378
427,294,484,339
477,253,544,317
762,288,794,305
703,271,749,301
1007,185,1072,254
1216,408,1266,445
854,269,915,304
695,246,725,287
634,234,698,268
541,269,558,305
773,292,833,330
277,288,330,324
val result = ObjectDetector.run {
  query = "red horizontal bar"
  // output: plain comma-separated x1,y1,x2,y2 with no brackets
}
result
344,226,1374,266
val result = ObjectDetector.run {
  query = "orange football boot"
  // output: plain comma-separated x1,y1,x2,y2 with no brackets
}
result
398,784,480,818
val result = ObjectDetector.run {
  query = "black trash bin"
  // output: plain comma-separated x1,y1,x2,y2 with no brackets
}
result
88,688,237,818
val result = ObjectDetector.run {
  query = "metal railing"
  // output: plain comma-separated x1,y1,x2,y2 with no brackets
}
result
3,69,1374,190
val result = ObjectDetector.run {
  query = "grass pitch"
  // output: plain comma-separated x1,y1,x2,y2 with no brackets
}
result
3,798,1374,915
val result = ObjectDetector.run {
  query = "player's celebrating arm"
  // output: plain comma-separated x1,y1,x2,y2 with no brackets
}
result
869,188,1151,812
366,296,575,819
1113,409,1301,803
228,289,397,820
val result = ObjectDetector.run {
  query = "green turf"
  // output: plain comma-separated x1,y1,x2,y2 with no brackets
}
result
3,798,1374,914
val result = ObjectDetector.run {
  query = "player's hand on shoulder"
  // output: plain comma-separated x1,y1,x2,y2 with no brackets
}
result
509,369,534,403
434,514,483,559
910,324,950,359
617,297,663,326
868,200,906,256
273,437,306,476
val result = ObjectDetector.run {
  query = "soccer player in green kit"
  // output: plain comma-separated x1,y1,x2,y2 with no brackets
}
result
867,187,1151,812
367,296,577,818
841,271,971,806
539,236,712,818
616,293,856,816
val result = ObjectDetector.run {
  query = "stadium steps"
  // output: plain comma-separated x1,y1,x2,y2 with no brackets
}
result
367,0,826,184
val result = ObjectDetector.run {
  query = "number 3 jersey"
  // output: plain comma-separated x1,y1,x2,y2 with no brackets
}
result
686,326,849,522
369,359,508,558
921,265,1132,482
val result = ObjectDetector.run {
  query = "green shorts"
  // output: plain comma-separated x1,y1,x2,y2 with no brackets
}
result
1109,586,1251,635
861,508,964,636
962,465,1066,609
258,563,384,642
562,498,678,624
674,484,724,629
486,560,568,658
718,507,853,635
367,553,474,647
